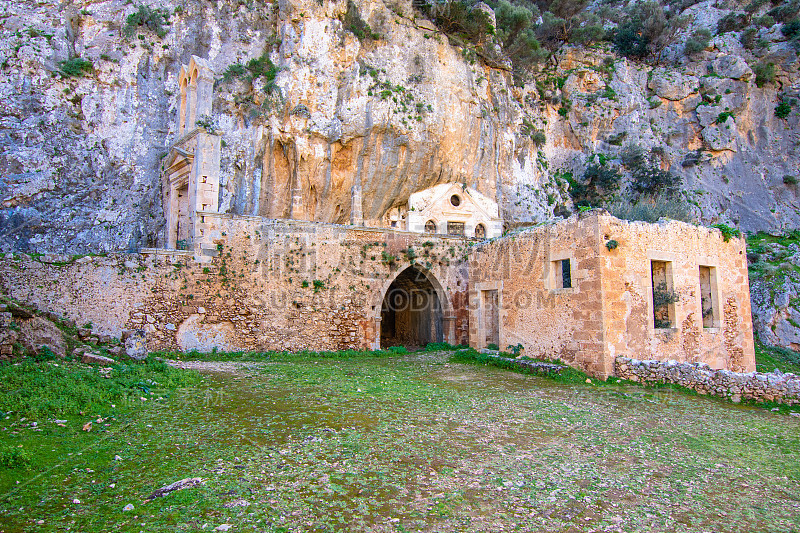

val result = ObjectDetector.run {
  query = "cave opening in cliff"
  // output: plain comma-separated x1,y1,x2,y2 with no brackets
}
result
380,266,444,350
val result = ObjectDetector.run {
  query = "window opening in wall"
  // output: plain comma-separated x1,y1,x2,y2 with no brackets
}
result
651,260,678,328
447,222,465,236
424,220,437,233
553,258,572,289
699,265,717,328
474,223,486,240
450,194,461,207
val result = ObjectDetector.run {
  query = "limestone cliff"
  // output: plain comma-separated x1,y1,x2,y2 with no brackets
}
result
0,0,799,253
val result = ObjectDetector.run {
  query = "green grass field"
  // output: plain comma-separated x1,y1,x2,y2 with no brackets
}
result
1,352,798,532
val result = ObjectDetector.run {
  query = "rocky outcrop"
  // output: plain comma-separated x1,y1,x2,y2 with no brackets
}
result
748,235,800,350
0,0,798,254
615,356,800,405
18,316,67,359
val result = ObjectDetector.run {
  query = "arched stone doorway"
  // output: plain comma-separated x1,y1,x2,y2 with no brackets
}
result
379,266,445,350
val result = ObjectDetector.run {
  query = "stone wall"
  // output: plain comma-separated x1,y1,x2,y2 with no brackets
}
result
0,219,470,353
615,356,800,406
598,214,755,372
468,211,755,379
468,213,610,376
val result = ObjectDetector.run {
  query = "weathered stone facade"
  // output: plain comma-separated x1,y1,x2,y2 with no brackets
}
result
0,220,471,353
0,210,755,379
615,356,800,405
468,212,755,378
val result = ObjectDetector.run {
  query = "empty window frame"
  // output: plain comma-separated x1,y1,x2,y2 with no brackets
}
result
553,258,572,289
651,260,677,328
699,265,718,328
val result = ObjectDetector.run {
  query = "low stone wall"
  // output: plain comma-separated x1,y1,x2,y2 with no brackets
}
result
615,357,800,405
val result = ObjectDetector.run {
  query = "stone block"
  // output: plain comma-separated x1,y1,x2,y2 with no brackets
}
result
81,353,116,366
122,329,148,360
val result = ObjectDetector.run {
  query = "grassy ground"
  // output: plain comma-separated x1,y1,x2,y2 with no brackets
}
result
1,352,798,532
755,341,800,374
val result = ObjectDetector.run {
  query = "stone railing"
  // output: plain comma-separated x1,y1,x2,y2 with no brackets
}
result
615,356,800,405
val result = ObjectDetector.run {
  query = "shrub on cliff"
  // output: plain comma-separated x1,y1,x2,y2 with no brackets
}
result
124,5,170,39
58,57,93,77
495,0,549,73
753,61,776,87
608,195,692,223
683,29,711,56
570,163,622,208
612,1,685,62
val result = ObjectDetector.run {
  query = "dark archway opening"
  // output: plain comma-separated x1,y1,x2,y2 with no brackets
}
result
380,266,443,350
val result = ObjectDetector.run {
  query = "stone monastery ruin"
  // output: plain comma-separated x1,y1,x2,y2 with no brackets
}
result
0,57,756,379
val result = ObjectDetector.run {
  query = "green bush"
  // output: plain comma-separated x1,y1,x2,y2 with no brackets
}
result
783,175,799,185
58,57,93,77
740,27,758,49
386,346,408,354
776,101,794,119
124,5,170,38
717,12,748,34
569,13,605,46
717,111,734,123
683,28,711,55
782,18,800,39
608,195,692,223
494,1,549,79
0,445,32,469
612,1,676,61
767,1,800,24
711,223,741,242
620,143,647,170
631,165,681,196
570,163,622,208
753,61,776,88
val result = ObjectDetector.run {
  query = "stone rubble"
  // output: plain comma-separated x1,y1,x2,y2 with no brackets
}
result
615,356,800,405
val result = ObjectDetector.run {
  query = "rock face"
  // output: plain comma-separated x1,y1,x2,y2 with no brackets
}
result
0,0,798,255
747,236,800,351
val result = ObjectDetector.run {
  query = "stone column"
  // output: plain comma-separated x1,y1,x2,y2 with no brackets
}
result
290,189,305,220
168,183,178,249
186,83,198,131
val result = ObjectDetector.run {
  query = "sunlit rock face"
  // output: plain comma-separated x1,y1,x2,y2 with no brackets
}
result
1,0,798,253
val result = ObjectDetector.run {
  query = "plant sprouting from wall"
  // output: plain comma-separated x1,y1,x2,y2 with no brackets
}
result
653,281,679,329
343,0,380,41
